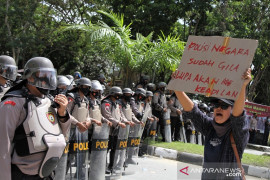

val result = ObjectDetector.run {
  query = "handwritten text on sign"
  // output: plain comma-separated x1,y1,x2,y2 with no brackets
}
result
168,36,258,100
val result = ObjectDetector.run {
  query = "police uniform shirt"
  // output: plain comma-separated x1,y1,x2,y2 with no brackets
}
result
101,99,128,127
0,96,71,180
67,95,92,125
89,98,109,123
168,95,182,117
0,85,10,102
120,99,140,124
153,91,167,111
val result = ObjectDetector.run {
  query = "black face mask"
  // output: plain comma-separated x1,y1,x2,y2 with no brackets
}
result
37,87,50,95
114,95,121,100
80,87,90,96
124,96,131,102
160,87,165,92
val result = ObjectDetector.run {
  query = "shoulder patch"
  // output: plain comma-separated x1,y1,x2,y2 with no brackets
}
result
4,100,16,106
68,97,74,102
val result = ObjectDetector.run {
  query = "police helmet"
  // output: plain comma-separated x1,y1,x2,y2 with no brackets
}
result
146,83,156,91
65,74,76,86
23,57,57,90
109,86,122,96
74,71,81,79
0,55,18,81
157,82,167,88
91,80,103,92
123,88,133,95
77,77,91,87
142,75,150,81
57,75,71,87
135,88,146,97
66,75,74,81
199,103,208,111
146,91,153,97
98,74,106,80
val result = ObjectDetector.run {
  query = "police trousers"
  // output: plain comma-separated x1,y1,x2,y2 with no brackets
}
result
11,164,53,180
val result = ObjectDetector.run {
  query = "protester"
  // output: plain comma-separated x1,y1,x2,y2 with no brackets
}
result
173,68,251,179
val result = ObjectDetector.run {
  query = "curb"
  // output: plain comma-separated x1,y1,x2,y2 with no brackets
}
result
247,143,270,152
141,144,270,179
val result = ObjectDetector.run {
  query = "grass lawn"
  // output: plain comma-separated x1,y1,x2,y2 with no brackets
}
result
144,139,270,168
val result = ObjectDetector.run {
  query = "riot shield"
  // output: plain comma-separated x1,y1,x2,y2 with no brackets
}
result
163,109,172,142
68,128,89,180
197,132,202,145
111,126,130,179
54,143,69,180
89,123,110,180
125,124,140,165
190,123,196,144
148,120,157,141
179,115,187,143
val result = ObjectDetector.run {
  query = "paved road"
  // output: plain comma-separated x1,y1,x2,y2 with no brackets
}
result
67,155,265,180
114,155,264,180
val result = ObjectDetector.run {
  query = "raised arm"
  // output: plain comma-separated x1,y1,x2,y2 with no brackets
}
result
232,68,252,117
174,91,194,112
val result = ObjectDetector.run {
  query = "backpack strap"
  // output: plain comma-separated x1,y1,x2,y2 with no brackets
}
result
230,132,246,180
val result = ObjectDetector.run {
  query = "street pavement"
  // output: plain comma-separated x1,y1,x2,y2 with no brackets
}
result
66,155,266,179
119,155,264,180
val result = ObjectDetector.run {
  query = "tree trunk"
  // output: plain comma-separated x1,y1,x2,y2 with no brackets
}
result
247,66,268,101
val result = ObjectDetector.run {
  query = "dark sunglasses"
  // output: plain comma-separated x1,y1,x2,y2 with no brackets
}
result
213,103,230,110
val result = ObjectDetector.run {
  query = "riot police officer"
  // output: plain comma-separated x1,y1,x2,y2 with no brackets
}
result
101,86,129,176
51,75,71,97
168,92,183,141
0,55,17,101
152,82,168,142
66,77,101,180
88,80,112,180
142,91,158,141
146,83,156,93
130,88,146,120
0,57,71,180
135,75,150,89
121,88,143,165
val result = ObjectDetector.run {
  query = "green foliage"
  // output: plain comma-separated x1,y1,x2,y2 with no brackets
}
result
0,0,269,104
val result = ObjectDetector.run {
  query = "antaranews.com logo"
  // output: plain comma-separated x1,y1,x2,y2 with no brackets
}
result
178,163,242,180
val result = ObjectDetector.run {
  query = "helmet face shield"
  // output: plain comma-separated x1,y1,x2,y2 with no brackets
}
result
0,64,18,81
27,68,57,90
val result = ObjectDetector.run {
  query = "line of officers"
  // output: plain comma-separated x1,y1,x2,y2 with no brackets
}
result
0,55,210,180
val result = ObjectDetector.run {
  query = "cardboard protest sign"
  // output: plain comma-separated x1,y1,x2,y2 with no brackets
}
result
168,36,258,100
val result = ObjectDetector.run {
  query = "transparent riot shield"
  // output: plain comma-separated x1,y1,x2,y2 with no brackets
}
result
125,124,140,165
179,115,187,143
68,128,89,180
89,123,110,180
163,109,172,142
148,120,157,141
111,125,130,178
190,122,196,144
197,132,202,145
54,142,69,180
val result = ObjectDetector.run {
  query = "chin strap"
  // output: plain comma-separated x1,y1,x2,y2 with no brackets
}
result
230,132,246,180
